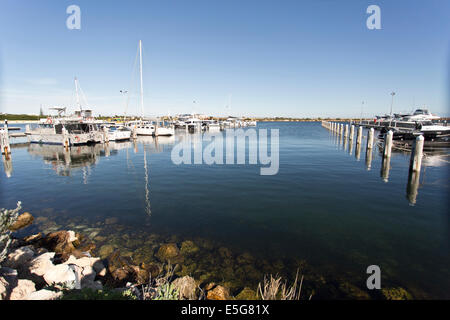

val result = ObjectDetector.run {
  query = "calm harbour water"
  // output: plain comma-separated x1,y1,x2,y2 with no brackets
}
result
1,122,449,298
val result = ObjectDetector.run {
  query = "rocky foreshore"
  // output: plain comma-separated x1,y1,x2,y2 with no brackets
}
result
1,210,416,300
0,211,253,300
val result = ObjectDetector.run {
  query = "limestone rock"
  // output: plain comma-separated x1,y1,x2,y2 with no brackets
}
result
82,280,103,291
10,279,36,300
9,212,34,231
43,264,76,287
172,276,197,300
40,230,78,260
0,279,6,300
207,285,231,300
29,252,56,277
26,289,63,300
4,246,35,269
0,268,18,297
23,233,43,244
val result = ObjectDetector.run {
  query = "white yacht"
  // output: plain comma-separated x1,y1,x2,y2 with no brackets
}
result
155,126,175,136
27,119,103,146
105,124,131,141
401,108,441,121
126,120,155,136
203,120,221,131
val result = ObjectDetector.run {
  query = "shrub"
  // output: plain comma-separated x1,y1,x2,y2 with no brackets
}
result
0,201,21,263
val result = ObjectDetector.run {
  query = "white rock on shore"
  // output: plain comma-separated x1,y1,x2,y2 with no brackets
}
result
29,252,56,277
4,246,35,269
9,279,36,300
43,264,76,287
26,289,63,300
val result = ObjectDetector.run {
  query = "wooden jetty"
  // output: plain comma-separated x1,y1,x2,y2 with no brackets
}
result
321,120,433,205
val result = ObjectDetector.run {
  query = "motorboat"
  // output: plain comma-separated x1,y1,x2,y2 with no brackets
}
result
105,124,132,141
126,120,155,136
27,119,103,146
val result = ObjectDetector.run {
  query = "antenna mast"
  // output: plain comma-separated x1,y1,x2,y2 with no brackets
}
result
139,40,144,119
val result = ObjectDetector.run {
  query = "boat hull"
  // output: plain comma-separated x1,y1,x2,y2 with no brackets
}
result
28,132,103,146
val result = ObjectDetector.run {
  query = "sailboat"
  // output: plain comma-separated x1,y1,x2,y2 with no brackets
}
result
125,40,156,136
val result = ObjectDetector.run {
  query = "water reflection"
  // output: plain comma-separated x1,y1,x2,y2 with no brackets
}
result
355,141,361,161
27,143,113,177
365,148,373,171
380,154,391,183
2,155,12,178
406,171,421,206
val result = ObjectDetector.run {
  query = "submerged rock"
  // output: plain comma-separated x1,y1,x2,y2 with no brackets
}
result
218,247,233,259
140,262,161,279
381,287,413,300
9,212,34,231
98,244,116,259
105,217,119,225
180,240,199,256
156,243,180,262
235,287,258,300
338,282,371,300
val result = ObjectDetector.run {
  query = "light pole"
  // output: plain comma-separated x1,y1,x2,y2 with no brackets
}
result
389,92,395,126
120,90,128,121
360,101,364,124
390,92,396,117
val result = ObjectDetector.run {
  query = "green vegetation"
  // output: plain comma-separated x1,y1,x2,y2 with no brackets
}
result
154,283,180,300
0,202,21,263
0,114,41,121
60,288,137,300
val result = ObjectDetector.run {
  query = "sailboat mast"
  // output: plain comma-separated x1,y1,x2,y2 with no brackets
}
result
74,77,82,111
139,40,144,119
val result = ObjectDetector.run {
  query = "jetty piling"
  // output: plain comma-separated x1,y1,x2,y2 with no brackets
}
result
1,120,11,155
349,125,354,141
356,126,363,145
102,127,109,144
383,130,393,158
344,124,349,138
409,135,424,173
355,140,361,160
366,128,374,150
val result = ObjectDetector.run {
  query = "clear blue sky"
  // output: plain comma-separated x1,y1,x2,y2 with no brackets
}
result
0,0,449,118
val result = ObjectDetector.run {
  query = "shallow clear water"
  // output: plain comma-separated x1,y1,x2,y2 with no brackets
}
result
1,122,449,298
